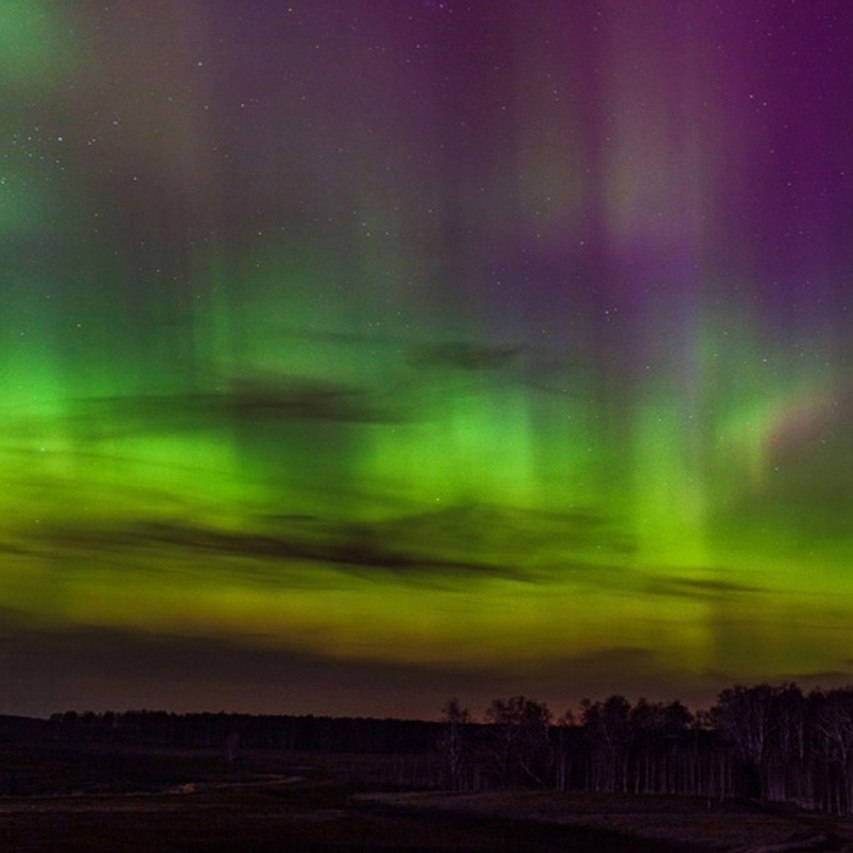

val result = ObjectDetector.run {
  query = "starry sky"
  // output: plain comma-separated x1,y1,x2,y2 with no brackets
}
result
1,0,851,720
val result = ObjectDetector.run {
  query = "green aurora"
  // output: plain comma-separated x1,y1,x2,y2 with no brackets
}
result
1,1,850,718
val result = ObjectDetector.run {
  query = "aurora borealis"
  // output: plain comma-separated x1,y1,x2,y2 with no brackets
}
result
1,0,851,720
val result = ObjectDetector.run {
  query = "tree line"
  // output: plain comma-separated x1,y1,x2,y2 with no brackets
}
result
437,684,853,815
48,709,442,754
45,682,853,814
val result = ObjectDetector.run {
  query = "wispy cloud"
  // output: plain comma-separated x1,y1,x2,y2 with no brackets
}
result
643,575,765,600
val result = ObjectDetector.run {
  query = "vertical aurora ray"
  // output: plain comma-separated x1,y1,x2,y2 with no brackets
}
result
0,0,850,717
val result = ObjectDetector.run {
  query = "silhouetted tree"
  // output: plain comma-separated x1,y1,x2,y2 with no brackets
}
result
553,710,577,792
581,695,631,792
626,698,692,794
767,683,807,804
437,697,471,791
811,686,853,814
484,695,552,787
712,684,774,797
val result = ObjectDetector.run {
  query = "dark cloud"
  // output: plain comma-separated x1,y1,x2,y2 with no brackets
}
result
408,341,524,371
271,327,585,399
224,377,396,423
365,503,634,562
19,503,767,606
784,671,852,685
0,604,38,627
20,501,639,590
536,562,762,603
407,340,591,401
27,509,539,588
52,374,404,444
643,574,765,600
673,578,763,593
517,351,587,396
574,647,654,666
507,647,722,712
134,519,530,584
700,668,853,695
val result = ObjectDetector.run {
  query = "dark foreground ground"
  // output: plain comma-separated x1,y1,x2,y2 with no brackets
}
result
1,745,852,851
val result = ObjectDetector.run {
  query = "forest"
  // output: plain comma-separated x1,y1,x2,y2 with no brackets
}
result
40,682,853,815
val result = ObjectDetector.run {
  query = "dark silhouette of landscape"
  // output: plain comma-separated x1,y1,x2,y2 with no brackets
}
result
2,682,852,851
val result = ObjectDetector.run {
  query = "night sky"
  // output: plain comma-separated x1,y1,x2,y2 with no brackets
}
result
1,0,851,720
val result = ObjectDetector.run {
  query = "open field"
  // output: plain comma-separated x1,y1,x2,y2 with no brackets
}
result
2,744,852,851
360,791,853,852
0,780,688,852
